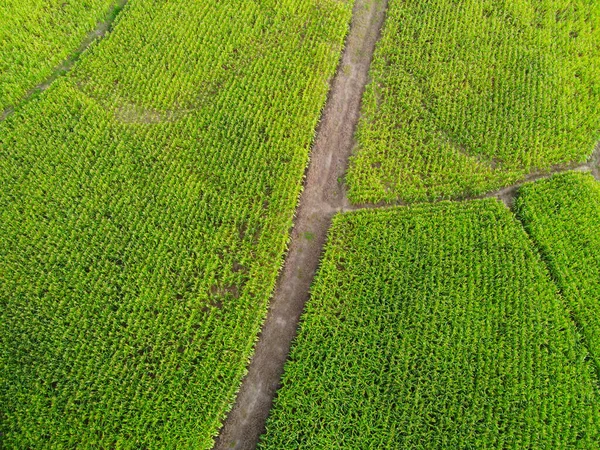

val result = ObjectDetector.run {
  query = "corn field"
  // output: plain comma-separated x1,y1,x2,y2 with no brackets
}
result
516,172,600,376
0,0,354,447
347,0,600,203
260,199,600,447
0,0,118,112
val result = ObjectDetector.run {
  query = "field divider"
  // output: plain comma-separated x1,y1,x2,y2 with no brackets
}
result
592,142,600,181
348,144,600,211
212,0,389,448
0,0,129,122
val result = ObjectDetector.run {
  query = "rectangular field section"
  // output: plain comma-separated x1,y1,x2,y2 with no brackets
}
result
346,0,600,204
0,0,354,448
516,172,600,373
260,200,599,448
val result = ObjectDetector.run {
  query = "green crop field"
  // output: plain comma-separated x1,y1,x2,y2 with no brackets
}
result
0,0,354,447
346,0,600,204
516,172,600,374
0,0,118,112
260,200,600,448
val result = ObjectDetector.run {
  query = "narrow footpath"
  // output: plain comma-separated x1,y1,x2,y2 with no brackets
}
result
213,0,389,448
213,0,600,447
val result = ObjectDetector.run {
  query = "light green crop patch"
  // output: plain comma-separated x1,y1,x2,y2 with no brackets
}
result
0,0,118,112
516,171,600,375
260,199,599,448
0,0,354,447
346,0,600,204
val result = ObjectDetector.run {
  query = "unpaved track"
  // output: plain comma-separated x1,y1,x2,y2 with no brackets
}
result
484,143,600,207
0,0,128,122
212,1,388,448
349,143,600,211
591,142,600,181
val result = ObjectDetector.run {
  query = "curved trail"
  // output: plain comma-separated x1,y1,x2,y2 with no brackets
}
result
0,0,129,122
212,0,389,448
486,148,600,208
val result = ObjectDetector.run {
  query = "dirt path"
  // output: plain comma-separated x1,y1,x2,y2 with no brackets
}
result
591,142,600,181
212,1,388,448
348,143,600,211
0,0,128,122
490,152,600,208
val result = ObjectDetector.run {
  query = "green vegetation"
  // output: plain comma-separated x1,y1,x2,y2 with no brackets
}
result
346,0,600,204
260,200,600,448
0,0,118,112
0,0,354,447
516,172,600,374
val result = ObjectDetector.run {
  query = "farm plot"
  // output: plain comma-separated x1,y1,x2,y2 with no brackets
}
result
260,200,600,448
0,0,118,112
515,172,600,373
0,0,354,447
346,0,600,204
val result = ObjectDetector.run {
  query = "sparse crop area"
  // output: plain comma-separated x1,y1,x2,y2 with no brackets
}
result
0,0,118,112
346,0,600,204
260,200,600,448
515,172,600,373
0,0,354,447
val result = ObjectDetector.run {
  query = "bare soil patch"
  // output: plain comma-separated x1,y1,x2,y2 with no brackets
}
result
591,142,600,181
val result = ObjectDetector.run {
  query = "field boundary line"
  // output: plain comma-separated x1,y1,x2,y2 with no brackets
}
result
348,144,600,211
0,0,129,123
212,1,389,448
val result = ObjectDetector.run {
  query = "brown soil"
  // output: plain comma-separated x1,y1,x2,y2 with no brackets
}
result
486,142,600,208
0,0,128,122
212,1,388,448
487,162,598,209
591,142,600,181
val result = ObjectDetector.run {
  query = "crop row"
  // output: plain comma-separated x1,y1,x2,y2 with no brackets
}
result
346,0,600,204
260,199,600,447
0,0,355,447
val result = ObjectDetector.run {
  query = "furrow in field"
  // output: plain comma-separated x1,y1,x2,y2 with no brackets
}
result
515,172,600,380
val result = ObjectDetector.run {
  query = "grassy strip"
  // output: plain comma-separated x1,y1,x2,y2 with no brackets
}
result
0,0,119,112
0,0,354,447
346,0,600,204
260,200,599,448
515,172,600,375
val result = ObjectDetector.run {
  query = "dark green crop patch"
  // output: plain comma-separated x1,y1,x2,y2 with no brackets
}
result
516,171,600,375
260,200,600,448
